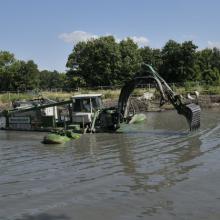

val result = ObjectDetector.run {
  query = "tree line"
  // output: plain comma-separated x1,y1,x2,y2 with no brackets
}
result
1,36,220,91
0,51,66,91
66,36,220,87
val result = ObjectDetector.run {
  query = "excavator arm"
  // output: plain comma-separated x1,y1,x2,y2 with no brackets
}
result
117,64,201,131
117,75,165,119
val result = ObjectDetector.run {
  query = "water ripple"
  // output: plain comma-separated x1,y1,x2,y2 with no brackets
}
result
1,109,220,219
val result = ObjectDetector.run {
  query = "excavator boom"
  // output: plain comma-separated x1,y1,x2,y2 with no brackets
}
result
117,64,201,131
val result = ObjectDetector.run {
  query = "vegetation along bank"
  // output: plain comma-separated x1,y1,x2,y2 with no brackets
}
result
1,36,220,111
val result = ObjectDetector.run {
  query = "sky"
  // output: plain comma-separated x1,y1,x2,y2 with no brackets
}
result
0,0,220,72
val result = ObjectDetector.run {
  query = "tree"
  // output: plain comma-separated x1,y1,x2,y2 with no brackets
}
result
202,68,220,85
180,41,198,80
139,46,162,70
0,51,16,90
196,48,220,84
13,60,39,91
66,36,144,87
65,69,86,90
39,70,66,90
66,36,122,86
0,50,69,91
160,40,198,82
119,38,142,82
211,47,220,72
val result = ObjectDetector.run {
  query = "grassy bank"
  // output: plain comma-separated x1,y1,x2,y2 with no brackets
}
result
0,90,121,104
1,85,220,109
0,90,121,109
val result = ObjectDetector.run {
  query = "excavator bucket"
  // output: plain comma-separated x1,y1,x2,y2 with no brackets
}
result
116,64,201,132
181,103,201,131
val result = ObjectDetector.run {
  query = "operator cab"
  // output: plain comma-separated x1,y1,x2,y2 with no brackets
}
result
71,94,102,124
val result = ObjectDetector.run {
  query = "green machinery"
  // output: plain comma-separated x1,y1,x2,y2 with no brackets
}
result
94,64,201,131
0,64,201,132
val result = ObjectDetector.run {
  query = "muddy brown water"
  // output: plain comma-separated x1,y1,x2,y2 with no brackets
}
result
1,109,220,220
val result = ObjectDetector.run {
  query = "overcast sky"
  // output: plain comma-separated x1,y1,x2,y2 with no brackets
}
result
0,0,219,72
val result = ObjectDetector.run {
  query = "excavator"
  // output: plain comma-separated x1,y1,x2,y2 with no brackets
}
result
93,64,201,132
0,64,201,135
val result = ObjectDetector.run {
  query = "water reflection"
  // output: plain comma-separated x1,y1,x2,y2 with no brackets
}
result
15,213,70,220
1,109,220,219
111,129,203,193
69,129,203,194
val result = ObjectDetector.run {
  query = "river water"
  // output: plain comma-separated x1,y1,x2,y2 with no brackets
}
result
1,109,220,220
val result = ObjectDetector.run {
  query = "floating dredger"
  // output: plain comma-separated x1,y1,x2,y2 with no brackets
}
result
0,64,201,143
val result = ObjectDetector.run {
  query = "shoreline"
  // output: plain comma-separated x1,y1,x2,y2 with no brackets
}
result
1,94,220,113
104,94,220,112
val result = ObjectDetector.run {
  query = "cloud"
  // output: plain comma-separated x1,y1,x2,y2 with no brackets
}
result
208,41,220,49
130,36,149,47
58,31,98,44
59,30,149,47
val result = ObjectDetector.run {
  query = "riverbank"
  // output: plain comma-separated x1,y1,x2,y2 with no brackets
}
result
0,89,220,112
104,94,220,111
0,90,121,111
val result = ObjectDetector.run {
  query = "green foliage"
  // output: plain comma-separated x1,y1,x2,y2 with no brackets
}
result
0,51,15,67
140,46,162,70
0,51,16,90
196,48,220,84
13,60,39,91
66,36,122,86
159,40,198,82
0,50,67,91
202,68,220,85
66,37,220,89
66,36,142,86
119,38,142,82
39,70,66,89
1,37,220,92
65,70,86,89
